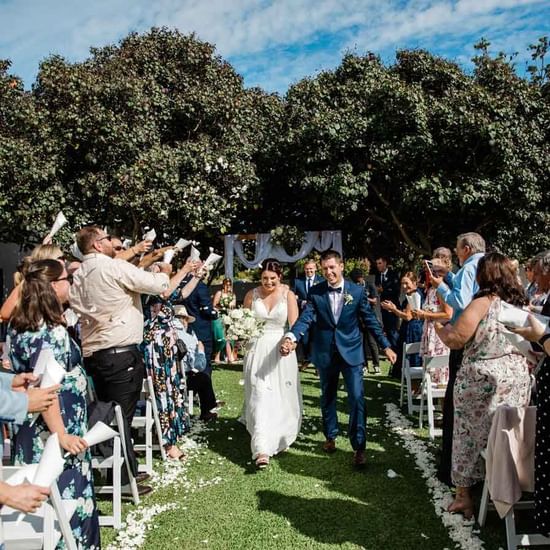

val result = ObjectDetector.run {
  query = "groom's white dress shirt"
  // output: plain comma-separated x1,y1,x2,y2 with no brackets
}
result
327,282,344,322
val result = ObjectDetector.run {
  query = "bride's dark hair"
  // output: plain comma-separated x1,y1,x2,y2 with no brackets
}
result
260,258,283,278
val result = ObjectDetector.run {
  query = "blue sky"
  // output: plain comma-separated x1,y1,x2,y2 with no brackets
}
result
1,0,548,94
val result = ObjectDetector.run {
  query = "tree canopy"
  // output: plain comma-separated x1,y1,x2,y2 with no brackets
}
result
0,28,548,261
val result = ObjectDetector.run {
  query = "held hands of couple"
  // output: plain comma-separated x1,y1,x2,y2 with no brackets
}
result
279,337,296,356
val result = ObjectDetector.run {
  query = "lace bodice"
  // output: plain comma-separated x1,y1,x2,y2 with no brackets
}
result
252,288,288,332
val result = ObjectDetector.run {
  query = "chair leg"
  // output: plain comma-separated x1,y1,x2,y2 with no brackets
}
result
406,375,414,415
50,483,77,550
188,389,194,416
419,376,426,428
426,378,435,440
504,509,518,550
148,377,167,462
43,502,55,550
113,436,122,529
478,479,489,527
145,400,153,474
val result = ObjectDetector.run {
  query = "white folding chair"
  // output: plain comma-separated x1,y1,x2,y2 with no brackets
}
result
92,404,140,528
0,465,77,550
418,354,449,439
478,407,550,550
132,376,167,474
399,342,424,415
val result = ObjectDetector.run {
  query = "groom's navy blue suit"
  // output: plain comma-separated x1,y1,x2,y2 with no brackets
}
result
291,280,390,450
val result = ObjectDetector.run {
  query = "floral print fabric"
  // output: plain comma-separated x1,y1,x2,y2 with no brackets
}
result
142,300,190,448
451,298,531,487
8,323,100,550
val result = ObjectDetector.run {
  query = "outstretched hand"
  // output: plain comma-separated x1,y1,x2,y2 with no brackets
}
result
279,337,296,356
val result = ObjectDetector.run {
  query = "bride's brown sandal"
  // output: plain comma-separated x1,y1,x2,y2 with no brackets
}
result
255,454,269,469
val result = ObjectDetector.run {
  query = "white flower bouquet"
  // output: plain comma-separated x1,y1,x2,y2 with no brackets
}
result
222,307,264,343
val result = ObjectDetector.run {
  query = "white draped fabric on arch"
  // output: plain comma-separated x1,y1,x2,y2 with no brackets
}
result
223,230,343,278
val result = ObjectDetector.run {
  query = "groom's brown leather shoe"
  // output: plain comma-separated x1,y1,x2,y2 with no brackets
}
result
353,450,367,468
323,439,336,453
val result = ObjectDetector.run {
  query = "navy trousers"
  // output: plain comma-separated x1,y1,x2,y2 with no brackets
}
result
319,349,366,451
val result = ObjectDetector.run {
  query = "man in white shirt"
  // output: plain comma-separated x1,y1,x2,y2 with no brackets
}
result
70,226,170,494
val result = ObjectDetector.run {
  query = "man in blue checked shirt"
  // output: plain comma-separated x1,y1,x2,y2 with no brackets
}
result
430,231,486,485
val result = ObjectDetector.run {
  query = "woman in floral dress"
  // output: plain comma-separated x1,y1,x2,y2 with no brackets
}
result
436,253,531,519
142,260,202,460
413,248,453,384
9,259,99,549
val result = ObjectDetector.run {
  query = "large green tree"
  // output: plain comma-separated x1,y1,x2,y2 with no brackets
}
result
1,28,282,245
261,45,549,261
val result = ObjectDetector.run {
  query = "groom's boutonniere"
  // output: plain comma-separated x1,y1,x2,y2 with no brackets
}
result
343,291,354,306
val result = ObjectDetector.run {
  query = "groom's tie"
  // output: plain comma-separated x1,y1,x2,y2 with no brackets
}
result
327,286,342,293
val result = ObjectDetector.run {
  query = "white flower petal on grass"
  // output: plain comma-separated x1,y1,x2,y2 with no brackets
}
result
386,469,399,478
384,403,486,550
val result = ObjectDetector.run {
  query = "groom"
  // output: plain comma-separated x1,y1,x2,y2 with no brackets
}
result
280,250,396,467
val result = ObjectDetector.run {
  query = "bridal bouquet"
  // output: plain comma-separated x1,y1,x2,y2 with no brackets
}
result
222,307,264,342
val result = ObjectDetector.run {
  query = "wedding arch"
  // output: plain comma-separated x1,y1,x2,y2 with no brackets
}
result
223,230,342,279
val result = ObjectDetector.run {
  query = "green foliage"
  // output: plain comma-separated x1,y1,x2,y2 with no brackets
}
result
0,30,548,262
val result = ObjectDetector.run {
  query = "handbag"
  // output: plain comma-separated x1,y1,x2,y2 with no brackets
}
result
175,339,188,362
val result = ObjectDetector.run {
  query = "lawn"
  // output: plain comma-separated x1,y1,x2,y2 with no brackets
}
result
100,361,511,549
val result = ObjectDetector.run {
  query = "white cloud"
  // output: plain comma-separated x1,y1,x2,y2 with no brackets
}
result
0,0,547,93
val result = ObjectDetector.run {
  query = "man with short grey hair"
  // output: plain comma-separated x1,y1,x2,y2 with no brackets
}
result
430,231,485,485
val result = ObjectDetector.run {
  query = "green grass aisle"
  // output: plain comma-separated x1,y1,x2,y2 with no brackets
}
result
100,362,508,549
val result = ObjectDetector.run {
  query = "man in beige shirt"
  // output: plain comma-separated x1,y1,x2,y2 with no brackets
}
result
70,225,170,495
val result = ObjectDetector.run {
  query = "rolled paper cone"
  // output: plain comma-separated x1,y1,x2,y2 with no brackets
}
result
30,350,65,425
143,228,156,242
5,464,39,486
83,421,118,447
16,433,65,523
190,246,200,261
174,238,191,251
498,302,550,328
204,252,222,269
70,242,84,261
163,249,176,264
46,211,67,240
122,239,132,249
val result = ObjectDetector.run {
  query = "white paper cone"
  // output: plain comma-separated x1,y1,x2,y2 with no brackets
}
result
46,211,67,240
498,302,550,328
406,293,421,311
174,238,191,251
16,433,65,523
5,464,39,486
83,421,118,447
190,246,200,261
122,239,132,250
143,228,156,242
203,252,222,269
163,249,176,264
69,242,84,261
39,354,66,389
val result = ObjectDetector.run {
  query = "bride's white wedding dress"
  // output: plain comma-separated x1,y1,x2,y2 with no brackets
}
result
242,288,302,459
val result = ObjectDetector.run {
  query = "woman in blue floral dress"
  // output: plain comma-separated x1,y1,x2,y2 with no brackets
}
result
142,260,202,459
9,259,99,550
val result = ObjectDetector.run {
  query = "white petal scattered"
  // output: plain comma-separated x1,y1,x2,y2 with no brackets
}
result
386,469,399,478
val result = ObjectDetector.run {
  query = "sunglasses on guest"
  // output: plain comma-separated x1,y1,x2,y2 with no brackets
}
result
56,274,74,285
96,235,112,243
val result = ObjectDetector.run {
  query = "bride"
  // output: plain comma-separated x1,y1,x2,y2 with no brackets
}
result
241,259,302,469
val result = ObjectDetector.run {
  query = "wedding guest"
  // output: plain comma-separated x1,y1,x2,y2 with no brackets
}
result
9,259,100,548
381,272,424,378
435,252,531,518
180,276,218,376
350,268,381,374
212,278,237,364
430,232,485,486
374,256,400,350
173,305,220,421
527,255,549,314
69,225,170,496
292,259,324,370
111,236,152,262
412,248,453,383
0,243,65,322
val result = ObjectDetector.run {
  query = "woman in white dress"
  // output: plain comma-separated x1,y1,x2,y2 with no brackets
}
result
242,259,302,469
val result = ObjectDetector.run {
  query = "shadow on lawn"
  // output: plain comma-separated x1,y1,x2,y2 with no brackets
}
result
257,490,384,548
